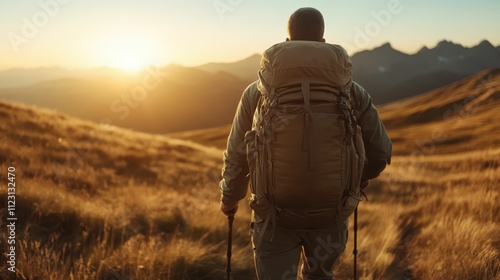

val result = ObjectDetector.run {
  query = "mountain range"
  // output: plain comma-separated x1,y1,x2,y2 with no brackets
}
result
197,39,500,104
0,39,498,133
351,40,500,104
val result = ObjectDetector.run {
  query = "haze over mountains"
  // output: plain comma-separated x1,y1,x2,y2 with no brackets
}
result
0,39,498,133
0,67,128,88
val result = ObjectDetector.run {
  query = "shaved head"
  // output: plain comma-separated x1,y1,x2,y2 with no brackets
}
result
287,7,325,41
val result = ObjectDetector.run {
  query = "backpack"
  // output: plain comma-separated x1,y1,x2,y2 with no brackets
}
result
245,41,366,238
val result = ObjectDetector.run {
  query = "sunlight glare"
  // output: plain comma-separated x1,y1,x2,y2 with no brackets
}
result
90,31,167,72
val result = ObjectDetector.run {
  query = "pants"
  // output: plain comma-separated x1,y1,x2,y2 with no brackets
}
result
251,212,348,280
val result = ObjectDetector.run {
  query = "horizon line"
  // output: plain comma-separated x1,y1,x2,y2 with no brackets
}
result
1,38,498,72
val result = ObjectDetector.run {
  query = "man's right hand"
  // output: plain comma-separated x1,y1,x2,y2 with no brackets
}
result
220,201,239,216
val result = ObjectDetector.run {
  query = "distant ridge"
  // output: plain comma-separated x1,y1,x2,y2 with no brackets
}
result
196,54,261,81
351,39,500,104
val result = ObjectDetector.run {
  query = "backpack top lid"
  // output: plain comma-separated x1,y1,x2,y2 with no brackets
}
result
257,41,352,97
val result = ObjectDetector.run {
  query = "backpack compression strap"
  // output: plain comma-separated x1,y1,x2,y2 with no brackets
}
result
301,81,314,170
338,85,355,142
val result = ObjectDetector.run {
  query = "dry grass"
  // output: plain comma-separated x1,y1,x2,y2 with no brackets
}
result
335,149,500,280
1,69,500,280
167,124,232,150
0,100,254,279
398,153,499,279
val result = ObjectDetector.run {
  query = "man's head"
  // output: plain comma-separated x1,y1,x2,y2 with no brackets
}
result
287,7,325,42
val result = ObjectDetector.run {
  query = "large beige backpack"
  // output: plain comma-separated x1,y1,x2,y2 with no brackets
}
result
245,41,365,233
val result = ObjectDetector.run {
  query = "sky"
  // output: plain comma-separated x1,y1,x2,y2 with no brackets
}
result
1,0,500,71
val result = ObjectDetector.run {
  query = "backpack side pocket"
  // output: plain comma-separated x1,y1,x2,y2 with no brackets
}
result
338,125,365,221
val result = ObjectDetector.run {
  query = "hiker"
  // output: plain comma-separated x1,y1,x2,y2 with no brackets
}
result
219,7,392,279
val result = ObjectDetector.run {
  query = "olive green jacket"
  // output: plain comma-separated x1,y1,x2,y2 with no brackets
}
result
219,81,392,206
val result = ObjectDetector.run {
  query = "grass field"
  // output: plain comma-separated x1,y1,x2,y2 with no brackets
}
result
1,70,499,279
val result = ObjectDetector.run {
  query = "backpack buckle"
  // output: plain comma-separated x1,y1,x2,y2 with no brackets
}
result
339,99,350,110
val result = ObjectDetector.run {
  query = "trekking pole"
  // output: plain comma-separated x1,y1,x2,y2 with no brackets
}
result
353,206,358,280
226,209,235,280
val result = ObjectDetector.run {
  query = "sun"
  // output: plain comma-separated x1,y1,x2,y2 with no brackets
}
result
112,48,151,72
90,31,167,72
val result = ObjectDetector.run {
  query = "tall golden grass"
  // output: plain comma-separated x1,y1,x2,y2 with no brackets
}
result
334,149,500,280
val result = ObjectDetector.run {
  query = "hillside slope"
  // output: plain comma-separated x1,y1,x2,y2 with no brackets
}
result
0,100,256,279
167,124,232,149
381,68,500,154
0,100,223,188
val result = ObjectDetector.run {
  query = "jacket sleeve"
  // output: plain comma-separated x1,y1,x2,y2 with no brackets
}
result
219,81,260,206
351,82,392,182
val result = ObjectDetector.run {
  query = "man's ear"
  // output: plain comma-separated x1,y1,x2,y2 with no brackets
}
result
321,38,326,42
